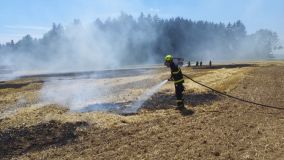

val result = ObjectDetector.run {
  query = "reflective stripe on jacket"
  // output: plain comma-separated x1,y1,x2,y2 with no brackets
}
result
170,62,184,84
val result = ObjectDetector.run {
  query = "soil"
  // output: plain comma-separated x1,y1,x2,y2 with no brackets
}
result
0,61,283,160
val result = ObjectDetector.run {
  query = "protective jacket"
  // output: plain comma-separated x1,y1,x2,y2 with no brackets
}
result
169,62,184,84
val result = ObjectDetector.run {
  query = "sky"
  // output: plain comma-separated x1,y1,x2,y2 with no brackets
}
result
0,0,283,45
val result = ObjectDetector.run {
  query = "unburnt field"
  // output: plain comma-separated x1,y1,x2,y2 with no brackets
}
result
0,61,284,160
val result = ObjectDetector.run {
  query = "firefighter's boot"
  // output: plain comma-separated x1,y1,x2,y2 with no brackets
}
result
176,100,185,110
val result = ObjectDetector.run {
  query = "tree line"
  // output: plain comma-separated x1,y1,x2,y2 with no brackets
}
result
0,13,282,69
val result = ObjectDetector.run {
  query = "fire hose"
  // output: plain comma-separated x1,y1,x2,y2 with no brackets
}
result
183,74,284,110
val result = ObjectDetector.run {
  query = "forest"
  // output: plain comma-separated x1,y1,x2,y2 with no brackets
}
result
0,13,281,69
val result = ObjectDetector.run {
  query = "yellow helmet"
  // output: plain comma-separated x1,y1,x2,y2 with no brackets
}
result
164,54,173,62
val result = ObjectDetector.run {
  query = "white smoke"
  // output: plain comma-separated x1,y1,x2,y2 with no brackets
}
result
39,69,166,113
40,78,101,111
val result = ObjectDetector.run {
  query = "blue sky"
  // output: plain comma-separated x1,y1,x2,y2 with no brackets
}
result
0,0,283,44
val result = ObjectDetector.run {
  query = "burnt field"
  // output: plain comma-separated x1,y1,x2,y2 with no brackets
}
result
0,61,284,160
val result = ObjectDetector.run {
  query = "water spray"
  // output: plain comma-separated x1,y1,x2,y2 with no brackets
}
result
124,79,168,113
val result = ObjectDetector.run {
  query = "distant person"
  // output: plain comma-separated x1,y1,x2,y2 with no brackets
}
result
164,54,185,110
200,61,202,66
196,61,199,66
209,60,212,67
188,61,191,67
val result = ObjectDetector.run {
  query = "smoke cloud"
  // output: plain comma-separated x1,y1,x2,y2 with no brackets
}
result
0,13,282,74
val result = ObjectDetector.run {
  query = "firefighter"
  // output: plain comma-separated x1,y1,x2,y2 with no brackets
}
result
164,54,185,110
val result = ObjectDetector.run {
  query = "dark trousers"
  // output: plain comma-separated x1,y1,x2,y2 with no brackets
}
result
175,83,184,106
